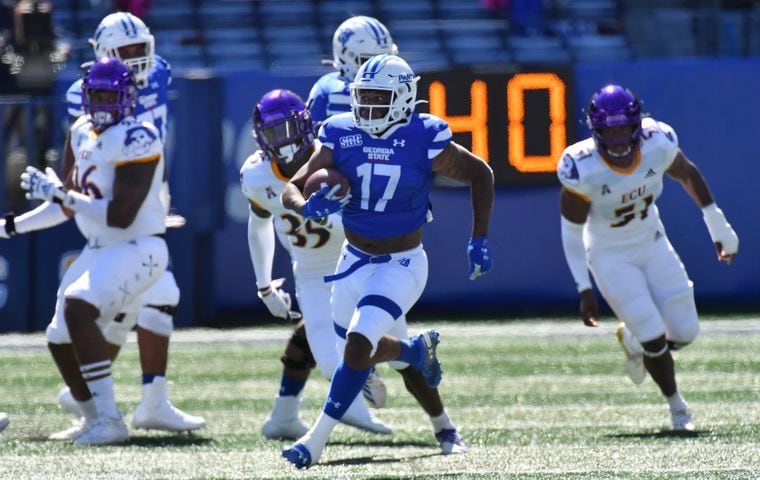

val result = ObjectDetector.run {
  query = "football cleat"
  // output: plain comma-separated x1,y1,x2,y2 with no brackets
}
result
282,442,313,469
132,377,206,432
362,366,387,409
616,323,647,385
261,396,309,440
74,415,129,445
340,395,392,435
411,330,442,388
58,387,84,418
435,428,469,455
49,417,90,441
671,408,695,432
0,412,8,432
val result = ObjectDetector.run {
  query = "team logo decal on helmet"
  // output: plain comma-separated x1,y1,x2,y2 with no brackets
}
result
252,89,314,164
332,16,398,81
81,57,137,129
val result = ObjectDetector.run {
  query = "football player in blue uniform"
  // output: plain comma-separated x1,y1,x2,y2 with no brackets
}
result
281,54,495,468
57,12,204,433
306,15,399,409
308,16,397,126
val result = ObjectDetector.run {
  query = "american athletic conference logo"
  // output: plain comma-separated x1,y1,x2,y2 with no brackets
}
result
340,134,363,148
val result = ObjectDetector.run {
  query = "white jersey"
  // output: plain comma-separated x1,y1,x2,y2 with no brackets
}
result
69,115,166,245
240,150,345,276
557,117,679,248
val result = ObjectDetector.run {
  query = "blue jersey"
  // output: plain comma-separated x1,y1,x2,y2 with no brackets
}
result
308,71,351,125
319,113,452,238
66,55,172,140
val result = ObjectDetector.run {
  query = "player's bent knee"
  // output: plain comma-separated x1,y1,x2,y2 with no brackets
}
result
137,305,175,337
641,335,669,358
281,321,316,371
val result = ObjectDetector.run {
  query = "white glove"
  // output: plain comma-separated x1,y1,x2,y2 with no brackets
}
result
257,278,302,320
0,218,8,239
702,203,739,262
20,166,66,203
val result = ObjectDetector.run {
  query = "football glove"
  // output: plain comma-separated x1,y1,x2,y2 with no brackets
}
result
467,236,492,280
20,166,66,203
702,204,739,263
257,278,302,321
301,184,350,220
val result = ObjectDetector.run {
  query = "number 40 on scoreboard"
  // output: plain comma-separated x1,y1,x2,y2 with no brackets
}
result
418,70,575,186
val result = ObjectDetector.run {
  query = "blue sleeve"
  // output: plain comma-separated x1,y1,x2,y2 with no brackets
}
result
308,80,329,125
423,114,452,160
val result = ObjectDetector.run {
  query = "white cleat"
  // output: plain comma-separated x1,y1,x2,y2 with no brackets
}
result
671,408,695,432
132,377,206,432
261,396,309,440
74,415,129,445
340,395,392,435
0,412,9,432
58,387,83,418
435,428,469,454
362,366,387,409
49,417,90,441
616,323,647,385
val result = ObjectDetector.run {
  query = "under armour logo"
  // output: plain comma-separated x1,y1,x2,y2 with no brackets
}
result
325,396,341,410
645,169,656,178
393,139,406,147
601,184,611,195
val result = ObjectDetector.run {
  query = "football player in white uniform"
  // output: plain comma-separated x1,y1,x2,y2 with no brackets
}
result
558,84,739,432
240,89,391,439
9,58,169,444
58,12,205,433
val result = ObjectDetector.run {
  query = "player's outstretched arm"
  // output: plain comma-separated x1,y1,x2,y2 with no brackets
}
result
281,143,335,216
432,143,495,279
560,188,598,326
666,150,739,264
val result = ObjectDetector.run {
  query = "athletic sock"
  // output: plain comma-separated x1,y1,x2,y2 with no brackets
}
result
279,373,307,397
323,362,370,420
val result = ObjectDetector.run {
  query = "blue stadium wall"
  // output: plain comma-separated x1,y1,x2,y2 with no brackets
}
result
0,58,757,332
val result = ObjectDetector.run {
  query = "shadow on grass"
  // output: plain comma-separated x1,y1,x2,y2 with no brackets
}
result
326,438,433,448
607,429,706,439
320,451,440,467
126,435,213,447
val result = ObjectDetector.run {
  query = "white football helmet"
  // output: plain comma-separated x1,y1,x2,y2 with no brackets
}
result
332,16,398,81
89,12,155,86
350,54,419,135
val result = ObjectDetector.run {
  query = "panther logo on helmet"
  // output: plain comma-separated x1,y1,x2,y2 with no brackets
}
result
332,16,398,81
90,12,155,86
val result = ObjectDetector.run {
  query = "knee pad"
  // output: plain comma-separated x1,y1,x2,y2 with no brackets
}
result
642,335,669,358
660,286,699,345
136,305,175,337
281,321,316,371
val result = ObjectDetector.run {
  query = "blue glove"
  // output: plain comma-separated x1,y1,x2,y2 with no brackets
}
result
467,236,492,280
301,184,350,220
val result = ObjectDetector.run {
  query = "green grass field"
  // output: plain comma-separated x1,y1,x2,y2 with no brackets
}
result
0,316,758,479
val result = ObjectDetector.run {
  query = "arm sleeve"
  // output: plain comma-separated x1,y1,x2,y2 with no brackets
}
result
13,202,69,234
247,210,276,290
560,216,592,292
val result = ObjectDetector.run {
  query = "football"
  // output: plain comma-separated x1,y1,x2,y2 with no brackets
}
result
303,168,350,198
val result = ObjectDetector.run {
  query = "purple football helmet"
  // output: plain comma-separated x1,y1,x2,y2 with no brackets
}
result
252,89,314,164
586,85,643,162
81,57,137,129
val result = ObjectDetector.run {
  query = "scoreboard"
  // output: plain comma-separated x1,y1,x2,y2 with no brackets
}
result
417,69,575,186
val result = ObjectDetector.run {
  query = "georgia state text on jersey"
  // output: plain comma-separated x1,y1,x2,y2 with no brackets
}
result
319,112,451,239
308,71,351,126
69,115,166,245
67,55,172,140
240,149,345,275
557,117,679,247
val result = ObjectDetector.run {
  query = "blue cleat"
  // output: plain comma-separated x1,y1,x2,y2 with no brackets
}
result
435,428,469,454
411,330,442,388
282,442,312,469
